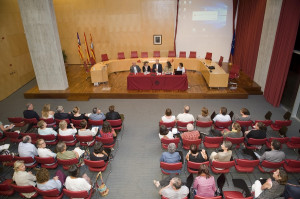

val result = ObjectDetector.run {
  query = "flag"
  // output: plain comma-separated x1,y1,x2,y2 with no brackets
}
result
90,33,96,62
230,31,235,55
231,0,239,56
77,32,84,62
84,32,90,64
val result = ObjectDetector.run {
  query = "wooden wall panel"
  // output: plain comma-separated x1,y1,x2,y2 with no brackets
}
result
53,0,176,63
0,0,34,101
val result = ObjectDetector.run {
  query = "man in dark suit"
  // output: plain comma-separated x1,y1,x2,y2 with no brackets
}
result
129,62,141,73
54,106,70,120
152,59,162,73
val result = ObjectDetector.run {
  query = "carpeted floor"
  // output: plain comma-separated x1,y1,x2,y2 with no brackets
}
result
0,79,299,199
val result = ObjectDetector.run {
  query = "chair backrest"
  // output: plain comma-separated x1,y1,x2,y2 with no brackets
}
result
187,161,210,171
290,137,300,144
58,135,75,142
189,51,196,58
226,137,244,145
117,52,125,59
55,119,70,125
261,160,284,169
226,196,253,199
106,119,122,127
96,136,114,144
8,117,24,123
274,120,292,127
196,120,213,128
236,120,253,127
160,162,182,171
4,131,20,139
168,51,176,57
153,51,160,57
101,54,109,61
14,156,35,164
204,136,223,144
247,138,267,145
11,184,36,193
57,158,78,166
131,51,138,58
0,155,14,162
39,118,55,124
182,138,202,149
35,156,56,164
177,121,194,129
269,137,289,144
229,64,240,77
218,56,224,66
75,135,94,142
36,188,60,197
63,188,89,198
205,52,212,60
71,119,83,127
23,118,38,124
236,159,259,167
38,134,57,143
20,132,37,141
84,159,106,168
141,52,148,58
161,138,180,148
212,160,235,169
88,119,104,126
162,196,188,199
286,159,300,167
254,120,272,127
159,121,176,129
215,121,232,129
194,196,222,199
179,51,186,58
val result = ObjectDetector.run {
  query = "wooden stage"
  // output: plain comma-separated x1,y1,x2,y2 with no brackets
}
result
24,64,262,100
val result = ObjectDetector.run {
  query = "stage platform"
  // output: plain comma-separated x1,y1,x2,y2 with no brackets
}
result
24,64,262,100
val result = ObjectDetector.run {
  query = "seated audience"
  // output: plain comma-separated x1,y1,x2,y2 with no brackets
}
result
54,106,70,120
164,61,173,74
36,168,65,192
177,105,194,123
56,141,79,160
196,107,212,136
23,103,40,120
176,62,185,74
210,141,232,162
159,125,173,140
284,178,300,199
251,169,287,199
222,122,243,138
13,160,36,198
233,107,251,122
99,121,117,145
186,144,208,163
160,143,181,173
129,61,141,73
58,120,77,136
90,142,111,162
154,176,189,199
41,104,55,119
213,107,231,123
78,119,98,137
259,140,285,171
65,164,92,192
18,135,38,166
181,124,200,140
0,121,14,138
142,61,151,73
193,164,216,197
161,108,176,123
70,106,88,121
245,122,267,143
89,107,106,129
106,105,121,120
37,139,56,158
37,120,57,136
152,59,162,73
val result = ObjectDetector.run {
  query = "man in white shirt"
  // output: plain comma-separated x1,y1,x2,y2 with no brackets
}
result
18,135,38,166
129,62,141,74
213,107,231,122
152,59,162,73
177,105,194,122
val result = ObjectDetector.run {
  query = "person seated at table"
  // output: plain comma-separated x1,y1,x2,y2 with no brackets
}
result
65,164,92,192
164,61,173,74
142,61,151,73
159,125,173,140
186,144,207,163
36,168,65,192
176,62,185,74
152,59,162,73
130,61,141,73
193,164,216,197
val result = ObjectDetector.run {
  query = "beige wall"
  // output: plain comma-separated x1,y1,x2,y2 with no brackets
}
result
0,0,34,101
53,0,177,63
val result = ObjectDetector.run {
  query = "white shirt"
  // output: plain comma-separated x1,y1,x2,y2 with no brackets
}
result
38,148,56,158
213,114,231,122
65,176,91,192
134,66,137,74
177,66,185,74
177,113,194,122
159,131,174,139
78,128,97,137
161,115,176,123
59,128,77,136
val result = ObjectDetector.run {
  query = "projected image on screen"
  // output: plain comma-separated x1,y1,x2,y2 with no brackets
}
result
176,0,233,61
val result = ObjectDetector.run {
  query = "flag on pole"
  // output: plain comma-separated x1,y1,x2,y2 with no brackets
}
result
84,32,90,64
90,34,96,62
231,0,239,56
77,32,84,62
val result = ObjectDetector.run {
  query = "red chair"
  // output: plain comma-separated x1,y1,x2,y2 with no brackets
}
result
141,52,148,58
38,134,58,145
186,161,209,174
11,184,38,198
159,121,176,129
168,51,176,57
194,196,222,199
117,52,125,59
153,51,160,57
189,51,196,58
88,119,104,127
131,51,138,58
90,57,96,65
236,120,254,131
84,159,109,172
8,117,25,127
55,119,70,125
177,121,194,132
196,120,213,129
226,137,245,149
245,138,267,150
161,138,180,150
271,120,292,131
205,52,212,60
179,51,186,58
14,156,38,168
162,196,188,199
203,137,223,149
39,118,56,127
0,179,14,196
284,159,300,173
106,119,122,131
75,135,95,147
0,155,15,167
182,138,202,150
254,120,272,127
4,131,22,143
235,159,259,173
57,135,77,146
63,188,93,199
96,137,116,149
211,160,235,174
70,119,83,129
23,118,38,128
228,64,240,89
35,187,63,199
214,121,232,131
286,137,300,150
266,137,289,149
223,191,253,199
258,160,285,173
57,158,78,170
35,156,58,169
20,132,38,144
101,54,109,62
160,162,182,175
218,56,224,67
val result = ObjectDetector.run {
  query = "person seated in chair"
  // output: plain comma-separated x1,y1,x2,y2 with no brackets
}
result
41,104,55,119
18,135,38,166
54,106,70,120
222,122,243,138
23,103,40,121
56,141,79,160
37,120,57,136
142,61,151,73
105,105,121,120
185,144,207,163
160,143,182,173
161,108,176,123
90,142,111,162
159,125,173,140
244,122,267,144
213,107,231,123
196,107,212,137
181,124,200,140
36,168,65,192
164,61,173,74
69,106,89,121
36,139,56,158
233,107,251,122
177,105,194,123
284,178,300,199
89,107,106,121
210,141,232,162
58,120,77,138
193,164,216,197
129,61,141,73
152,59,162,73
176,62,185,74
65,164,92,192
153,176,189,199
78,119,98,137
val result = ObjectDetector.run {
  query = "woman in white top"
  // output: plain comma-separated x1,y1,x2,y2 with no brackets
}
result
37,139,56,158
58,120,77,136
159,125,174,139
37,120,57,136
65,164,92,192
13,161,37,198
161,108,176,123
41,104,55,119
176,62,185,74
78,119,98,137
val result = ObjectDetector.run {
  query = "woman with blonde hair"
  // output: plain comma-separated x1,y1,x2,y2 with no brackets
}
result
13,160,36,198
196,107,212,136
41,104,54,119
222,122,243,138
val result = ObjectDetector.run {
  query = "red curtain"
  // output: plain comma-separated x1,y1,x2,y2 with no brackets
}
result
264,0,300,107
233,0,267,79
174,0,179,52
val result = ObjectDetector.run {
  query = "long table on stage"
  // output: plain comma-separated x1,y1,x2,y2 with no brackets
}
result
127,73,188,90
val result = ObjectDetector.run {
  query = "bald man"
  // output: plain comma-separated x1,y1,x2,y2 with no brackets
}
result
130,62,141,74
